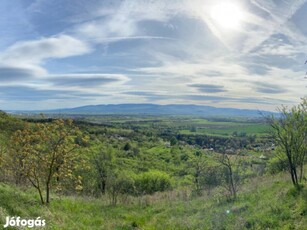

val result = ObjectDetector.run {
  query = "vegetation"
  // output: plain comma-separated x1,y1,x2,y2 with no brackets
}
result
7,119,87,205
0,172,305,229
269,98,307,188
0,99,306,229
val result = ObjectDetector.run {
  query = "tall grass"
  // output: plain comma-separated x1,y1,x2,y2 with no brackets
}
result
0,170,306,229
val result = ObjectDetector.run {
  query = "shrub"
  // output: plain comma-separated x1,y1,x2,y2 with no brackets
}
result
134,170,172,195
106,171,135,205
268,156,288,174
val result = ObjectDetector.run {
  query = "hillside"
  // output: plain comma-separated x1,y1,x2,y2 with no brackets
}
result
0,171,306,229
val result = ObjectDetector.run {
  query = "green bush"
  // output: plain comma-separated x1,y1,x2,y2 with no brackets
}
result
268,156,288,174
106,171,135,205
134,170,172,195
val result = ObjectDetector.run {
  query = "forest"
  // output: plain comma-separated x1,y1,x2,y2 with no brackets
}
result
0,98,306,229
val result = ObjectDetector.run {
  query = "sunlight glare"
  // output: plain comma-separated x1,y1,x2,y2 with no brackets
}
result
210,3,245,30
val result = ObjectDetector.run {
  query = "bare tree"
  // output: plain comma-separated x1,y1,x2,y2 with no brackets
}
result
216,153,246,200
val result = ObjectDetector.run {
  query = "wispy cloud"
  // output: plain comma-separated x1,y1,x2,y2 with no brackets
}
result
0,66,40,82
123,91,170,102
0,0,306,110
0,35,91,65
189,84,227,93
49,74,129,88
254,82,288,94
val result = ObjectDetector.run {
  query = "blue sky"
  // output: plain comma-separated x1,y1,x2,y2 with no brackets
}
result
0,0,306,111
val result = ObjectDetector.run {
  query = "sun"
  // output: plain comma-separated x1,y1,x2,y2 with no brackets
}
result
210,2,245,30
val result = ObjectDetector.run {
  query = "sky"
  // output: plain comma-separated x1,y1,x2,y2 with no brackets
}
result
0,0,306,111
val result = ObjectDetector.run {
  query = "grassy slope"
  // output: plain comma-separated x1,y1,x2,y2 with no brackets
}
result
0,172,306,230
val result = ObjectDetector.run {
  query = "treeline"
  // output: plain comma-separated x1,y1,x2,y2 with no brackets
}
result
176,133,261,151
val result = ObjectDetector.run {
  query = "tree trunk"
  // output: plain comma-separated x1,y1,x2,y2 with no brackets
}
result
46,183,50,204
293,166,299,188
38,187,45,205
228,165,236,199
289,164,299,188
100,178,106,194
299,163,304,182
290,166,296,186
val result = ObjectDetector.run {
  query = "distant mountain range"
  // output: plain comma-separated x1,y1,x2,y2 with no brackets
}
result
10,104,274,117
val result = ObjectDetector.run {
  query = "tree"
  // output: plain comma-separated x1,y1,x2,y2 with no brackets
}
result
216,153,245,200
268,98,307,188
6,135,28,185
92,146,114,194
170,136,177,146
106,170,134,205
188,151,221,195
189,151,208,193
9,119,84,204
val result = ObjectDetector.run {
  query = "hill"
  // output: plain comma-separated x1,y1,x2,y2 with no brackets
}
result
10,104,273,117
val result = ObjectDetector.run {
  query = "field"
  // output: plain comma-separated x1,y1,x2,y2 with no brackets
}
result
73,115,272,137
180,122,270,137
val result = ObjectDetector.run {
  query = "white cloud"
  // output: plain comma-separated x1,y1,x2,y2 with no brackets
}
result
47,73,130,90
0,35,91,65
0,35,92,85
72,0,186,44
256,43,305,57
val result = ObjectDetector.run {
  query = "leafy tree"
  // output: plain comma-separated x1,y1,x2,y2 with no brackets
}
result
189,151,208,193
6,135,28,185
0,112,26,183
268,98,306,187
0,139,7,182
92,146,114,194
9,119,84,204
170,136,177,146
268,155,288,174
0,111,24,143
